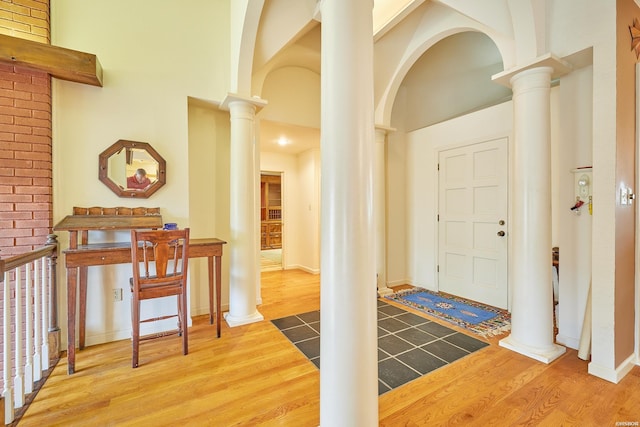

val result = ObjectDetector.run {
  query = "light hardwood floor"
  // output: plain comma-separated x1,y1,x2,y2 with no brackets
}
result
18,269,640,426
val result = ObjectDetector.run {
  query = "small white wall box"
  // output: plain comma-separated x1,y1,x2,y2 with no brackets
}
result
571,167,592,202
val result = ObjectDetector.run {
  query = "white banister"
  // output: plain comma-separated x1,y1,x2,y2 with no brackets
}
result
1,239,58,425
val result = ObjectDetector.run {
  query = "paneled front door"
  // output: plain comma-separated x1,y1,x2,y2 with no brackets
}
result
438,138,508,309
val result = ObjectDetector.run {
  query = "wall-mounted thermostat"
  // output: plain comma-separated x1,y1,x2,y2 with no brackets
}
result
571,167,592,202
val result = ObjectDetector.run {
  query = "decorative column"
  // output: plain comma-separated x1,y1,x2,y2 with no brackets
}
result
320,0,378,426
493,56,569,363
375,126,393,297
222,94,266,327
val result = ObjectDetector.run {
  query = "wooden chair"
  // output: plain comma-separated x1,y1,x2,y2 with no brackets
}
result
130,228,190,368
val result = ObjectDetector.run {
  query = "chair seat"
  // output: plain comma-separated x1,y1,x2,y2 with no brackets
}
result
130,276,183,291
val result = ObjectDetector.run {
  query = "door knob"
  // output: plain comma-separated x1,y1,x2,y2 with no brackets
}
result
498,220,505,225
497,230,505,237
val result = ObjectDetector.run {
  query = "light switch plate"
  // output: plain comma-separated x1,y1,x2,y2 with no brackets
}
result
621,187,628,205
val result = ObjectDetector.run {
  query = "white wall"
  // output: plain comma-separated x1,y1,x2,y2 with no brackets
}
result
556,66,594,350
259,66,321,129
386,131,407,286
260,149,321,273
295,149,321,273
51,0,230,346
391,63,596,355
187,101,232,315
398,102,513,292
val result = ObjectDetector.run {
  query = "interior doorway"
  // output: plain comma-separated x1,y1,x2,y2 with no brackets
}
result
261,172,283,271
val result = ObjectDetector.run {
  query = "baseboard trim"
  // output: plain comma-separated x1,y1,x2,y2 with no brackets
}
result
555,333,580,350
285,264,320,274
224,310,264,327
387,278,412,287
588,353,637,384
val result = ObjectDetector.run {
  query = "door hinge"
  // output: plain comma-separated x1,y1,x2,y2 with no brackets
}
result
437,163,440,171
437,265,439,272
437,214,439,221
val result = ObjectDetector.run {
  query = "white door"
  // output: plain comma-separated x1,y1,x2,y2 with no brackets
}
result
438,138,508,309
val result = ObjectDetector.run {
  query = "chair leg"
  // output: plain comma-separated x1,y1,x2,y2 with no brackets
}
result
176,294,183,337
181,290,188,356
132,298,140,368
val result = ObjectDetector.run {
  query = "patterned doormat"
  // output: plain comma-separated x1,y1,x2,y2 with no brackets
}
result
271,300,489,395
385,287,511,338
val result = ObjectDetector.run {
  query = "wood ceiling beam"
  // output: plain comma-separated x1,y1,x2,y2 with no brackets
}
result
0,34,103,87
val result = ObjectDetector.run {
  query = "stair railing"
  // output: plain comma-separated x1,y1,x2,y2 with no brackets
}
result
1,235,59,425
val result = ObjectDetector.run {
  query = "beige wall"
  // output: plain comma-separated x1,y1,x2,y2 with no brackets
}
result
51,0,231,345
187,101,231,315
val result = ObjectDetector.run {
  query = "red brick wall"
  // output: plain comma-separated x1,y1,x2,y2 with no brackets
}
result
0,0,51,258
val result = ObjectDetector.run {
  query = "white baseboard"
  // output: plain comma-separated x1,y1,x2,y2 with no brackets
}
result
285,264,320,274
588,353,637,383
386,278,412,287
555,333,580,350
191,304,230,317
84,317,192,347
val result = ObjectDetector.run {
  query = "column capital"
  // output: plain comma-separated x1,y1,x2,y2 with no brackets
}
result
492,53,572,88
220,93,268,113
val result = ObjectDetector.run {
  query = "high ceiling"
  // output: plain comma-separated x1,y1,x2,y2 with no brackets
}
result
259,1,509,156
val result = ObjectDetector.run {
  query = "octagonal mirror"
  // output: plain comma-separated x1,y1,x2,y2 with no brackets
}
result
99,140,166,198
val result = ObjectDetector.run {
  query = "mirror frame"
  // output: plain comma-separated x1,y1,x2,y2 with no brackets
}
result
98,139,166,198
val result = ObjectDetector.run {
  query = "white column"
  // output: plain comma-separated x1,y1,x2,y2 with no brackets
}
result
224,97,264,327
320,0,378,426
375,126,392,296
499,66,565,363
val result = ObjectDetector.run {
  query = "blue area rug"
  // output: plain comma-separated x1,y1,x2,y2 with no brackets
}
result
385,287,511,337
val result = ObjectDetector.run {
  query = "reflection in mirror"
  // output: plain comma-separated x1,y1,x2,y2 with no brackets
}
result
99,140,166,198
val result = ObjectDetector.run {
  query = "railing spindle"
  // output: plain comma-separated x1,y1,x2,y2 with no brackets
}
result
42,256,50,370
3,270,14,425
33,258,42,381
25,262,34,394
14,266,24,409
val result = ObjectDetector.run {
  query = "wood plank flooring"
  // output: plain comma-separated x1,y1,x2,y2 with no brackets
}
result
18,269,640,426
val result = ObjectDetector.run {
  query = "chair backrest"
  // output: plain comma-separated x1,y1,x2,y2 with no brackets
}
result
130,228,190,290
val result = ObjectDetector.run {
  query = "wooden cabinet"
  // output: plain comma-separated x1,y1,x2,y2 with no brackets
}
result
261,174,282,249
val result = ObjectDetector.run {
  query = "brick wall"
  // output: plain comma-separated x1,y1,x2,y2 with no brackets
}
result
0,0,49,44
0,0,52,258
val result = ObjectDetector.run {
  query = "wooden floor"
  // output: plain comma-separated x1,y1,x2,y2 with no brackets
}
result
19,269,640,426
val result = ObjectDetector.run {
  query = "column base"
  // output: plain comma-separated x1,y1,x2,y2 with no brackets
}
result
499,334,566,364
377,286,394,297
224,310,264,327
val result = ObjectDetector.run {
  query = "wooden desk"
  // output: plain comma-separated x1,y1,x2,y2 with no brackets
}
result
54,211,226,374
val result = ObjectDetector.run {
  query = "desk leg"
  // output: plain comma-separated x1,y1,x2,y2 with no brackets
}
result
215,255,221,338
207,256,214,325
79,266,87,350
67,267,77,375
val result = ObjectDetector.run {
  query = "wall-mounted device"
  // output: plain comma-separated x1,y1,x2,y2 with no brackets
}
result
571,167,592,215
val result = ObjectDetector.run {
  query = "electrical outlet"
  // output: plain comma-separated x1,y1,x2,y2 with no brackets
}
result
113,288,123,302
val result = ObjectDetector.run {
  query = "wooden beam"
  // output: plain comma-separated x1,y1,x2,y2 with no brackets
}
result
0,34,103,87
